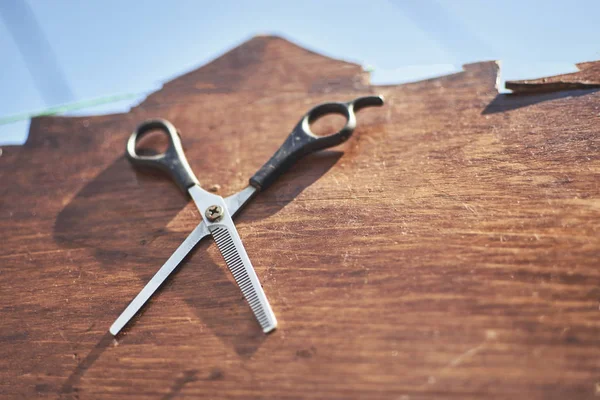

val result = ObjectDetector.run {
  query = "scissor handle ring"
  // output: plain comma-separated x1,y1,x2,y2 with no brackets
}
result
302,102,355,142
126,119,199,193
249,95,384,190
127,119,179,161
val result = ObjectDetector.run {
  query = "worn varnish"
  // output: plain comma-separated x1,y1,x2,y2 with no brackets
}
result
1,36,599,399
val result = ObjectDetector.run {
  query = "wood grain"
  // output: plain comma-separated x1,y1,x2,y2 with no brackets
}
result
0,36,599,400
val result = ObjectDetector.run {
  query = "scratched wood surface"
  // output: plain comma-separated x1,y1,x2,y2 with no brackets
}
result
1,36,599,400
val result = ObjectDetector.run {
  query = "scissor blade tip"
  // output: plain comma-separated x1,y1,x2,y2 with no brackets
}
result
109,325,120,336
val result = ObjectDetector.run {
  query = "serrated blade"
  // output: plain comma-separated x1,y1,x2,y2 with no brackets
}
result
209,223,277,333
188,184,277,333
109,186,263,336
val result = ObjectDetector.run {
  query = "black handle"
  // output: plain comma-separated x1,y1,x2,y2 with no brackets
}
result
249,95,384,191
126,119,199,194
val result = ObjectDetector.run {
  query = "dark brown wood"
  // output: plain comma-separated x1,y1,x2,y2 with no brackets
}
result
1,36,599,400
506,61,600,93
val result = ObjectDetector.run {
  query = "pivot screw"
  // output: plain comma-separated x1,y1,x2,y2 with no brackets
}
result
205,205,224,222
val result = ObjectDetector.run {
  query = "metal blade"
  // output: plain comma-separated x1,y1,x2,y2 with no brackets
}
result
189,185,276,333
109,185,258,336
224,185,257,217
109,222,211,335
209,219,278,333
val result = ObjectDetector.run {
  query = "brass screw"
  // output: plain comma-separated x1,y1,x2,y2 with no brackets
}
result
205,205,223,222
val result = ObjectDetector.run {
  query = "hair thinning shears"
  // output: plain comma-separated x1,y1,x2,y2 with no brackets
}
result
109,95,384,335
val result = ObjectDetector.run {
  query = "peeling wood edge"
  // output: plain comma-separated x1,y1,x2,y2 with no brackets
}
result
505,81,600,95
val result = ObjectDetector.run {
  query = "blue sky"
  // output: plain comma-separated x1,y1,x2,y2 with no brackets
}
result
1,0,599,145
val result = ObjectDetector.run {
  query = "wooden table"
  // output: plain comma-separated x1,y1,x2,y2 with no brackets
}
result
1,36,599,399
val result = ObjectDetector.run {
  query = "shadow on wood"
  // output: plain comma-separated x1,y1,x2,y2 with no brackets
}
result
59,332,114,398
53,151,344,394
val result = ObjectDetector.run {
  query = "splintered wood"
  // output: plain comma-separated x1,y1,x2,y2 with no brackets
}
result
0,36,599,399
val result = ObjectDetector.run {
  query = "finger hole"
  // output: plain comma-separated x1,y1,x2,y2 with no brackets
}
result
308,113,348,137
135,128,170,156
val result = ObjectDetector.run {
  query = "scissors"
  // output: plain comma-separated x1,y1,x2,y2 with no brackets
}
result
109,95,384,335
